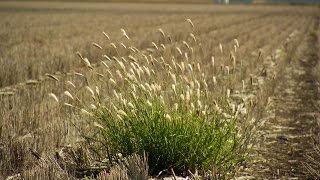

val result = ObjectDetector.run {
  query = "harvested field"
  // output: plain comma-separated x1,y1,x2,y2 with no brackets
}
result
0,1,319,179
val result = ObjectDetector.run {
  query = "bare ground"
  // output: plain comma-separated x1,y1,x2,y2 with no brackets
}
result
245,19,320,179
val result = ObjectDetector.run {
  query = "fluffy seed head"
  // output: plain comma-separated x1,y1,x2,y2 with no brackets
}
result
165,114,172,120
146,100,152,107
176,47,182,55
64,103,73,107
64,91,74,100
66,81,76,88
103,31,110,40
183,41,190,49
234,39,240,48
226,89,231,98
48,93,59,103
174,103,178,111
92,42,103,50
110,43,117,49
211,56,215,68
158,28,165,38
186,19,194,28
242,80,245,90
82,58,93,69
219,43,223,54
121,28,130,40
190,33,196,42
152,42,158,50
120,43,127,49
94,122,104,129
81,109,91,116
118,109,128,117
45,73,59,82
109,78,117,85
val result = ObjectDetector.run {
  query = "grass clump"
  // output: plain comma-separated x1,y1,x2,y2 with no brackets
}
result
51,19,251,178
92,96,245,175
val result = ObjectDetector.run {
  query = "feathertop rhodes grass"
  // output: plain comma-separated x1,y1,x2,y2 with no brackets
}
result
49,19,251,178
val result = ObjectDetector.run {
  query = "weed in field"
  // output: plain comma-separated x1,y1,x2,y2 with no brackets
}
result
50,20,251,178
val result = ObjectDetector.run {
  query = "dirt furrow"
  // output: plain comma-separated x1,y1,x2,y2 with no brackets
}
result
246,20,319,179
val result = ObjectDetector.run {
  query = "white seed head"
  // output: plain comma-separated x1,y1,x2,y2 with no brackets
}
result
225,66,230,75
103,31,110,40
109,78,117,85
219,43,223,54
174,103,178,111
93,122,104,129
172,84,177,95
176,47,182,55
213,76,217,85
181,62,185,72
226,89,231,98
186,91,190,103
48,93,59,103
45,73,59,82
121,28,130,40
185,53,189,61
234,39,240,48
129,47,136,53
146,100,152,107
82,58,93,69
197,63,201,72
116,70,123,79
196,88,200,98
160,95,165,105
190,33,196,42
127,102,135,109
165,114,172,121
86,86,95,96
74,72,84,77
183,41,190,49
110,43,117,49
95,86,100,97
89,104,97,110
92,42,103,50
144,66,151,77
145,83,152,92
64,103,73,107
119,42,126,49
63,91,74,100
81,109,91,116
101,61,109,69
118,109,128,117
211,56,215,68
103,55,112,61
171,73,177,84
190,81,195,89
180,94,185,101
128,55,137,62
191,102,195,111
140,84,146,92
197,100,202,109
66,81,76,88
188,64,193,72
158,28,165,38
186,19,194,28
113,89,119,99
242,80,245,90
152,42,158,50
